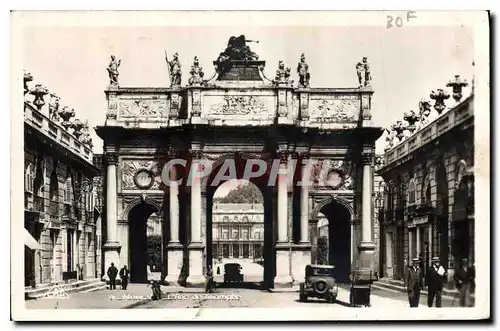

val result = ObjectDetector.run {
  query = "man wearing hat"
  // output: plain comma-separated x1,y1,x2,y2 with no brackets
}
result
426,257,446,307
407,257,423,307
454,257,475,307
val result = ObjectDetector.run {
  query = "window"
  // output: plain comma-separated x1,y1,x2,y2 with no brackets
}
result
234,216,238,222
25,163,34,193
232,230,238,239
242,216,249,223
223,230,229,240
223,216,229,223
408,179,416,205
64,177,72,204
242,229,249,240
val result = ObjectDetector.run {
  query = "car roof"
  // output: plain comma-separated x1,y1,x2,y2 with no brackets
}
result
307,264,335,269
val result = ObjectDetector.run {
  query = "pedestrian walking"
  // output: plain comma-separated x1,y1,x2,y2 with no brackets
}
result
205,265,214,293
454,257,475,307
119,265,130,290
406,257,422,307
426,257,446,307
107,262,118,290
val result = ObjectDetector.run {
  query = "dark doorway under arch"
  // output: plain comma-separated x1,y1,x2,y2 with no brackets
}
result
317,202,351,283
128,202,162,283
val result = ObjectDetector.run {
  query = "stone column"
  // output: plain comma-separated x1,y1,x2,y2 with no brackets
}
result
103,152,121,277
408,229,413,261
274,152,293,287
300,155,310,244
166,152,183,285
186,150,205,287
416,226,421,256
277,154,288,243
358,150,376,275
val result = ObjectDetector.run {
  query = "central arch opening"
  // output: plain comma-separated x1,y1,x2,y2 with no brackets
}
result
316,201,351,283
204,156,275,290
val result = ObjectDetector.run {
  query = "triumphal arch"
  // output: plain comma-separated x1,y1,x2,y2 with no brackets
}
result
96,36,382,288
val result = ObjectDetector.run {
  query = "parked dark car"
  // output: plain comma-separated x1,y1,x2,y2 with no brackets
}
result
299,265,338,303
224,263,244,283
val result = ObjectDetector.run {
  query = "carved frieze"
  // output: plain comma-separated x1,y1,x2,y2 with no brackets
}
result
310,158,354,190
122,160,162,190
309,95,360,122
119,98,167,118
204,95,274,118
170,93,181,119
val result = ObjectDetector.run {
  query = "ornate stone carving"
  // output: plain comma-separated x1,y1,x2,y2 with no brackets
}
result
170,93,181,119
356,57,371,88
30,84,49,111
80,122,93,149
119,99,166,117
165,52,182,87
360,152,374,165
430,89,450,115
122,160,162,190
384,128,395,152
48,93,60,121
309,97,359,122
70,119,85,139
391,120,406,141
107,55,121,86
208,95,270,116
192,90,202,117
58,106,75,130
361,94,371,120
107,94,118,120
190,150,204,160
24,70,33,96
273,61,291,86
418,99,432,125
446,75,468,102
188,56,205,86
297,53,310,88
403,110,420,133
104,153,119,165
300,93,310,120
215,35,259,73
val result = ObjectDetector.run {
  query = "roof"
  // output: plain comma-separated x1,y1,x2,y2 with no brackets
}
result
307,264,335,269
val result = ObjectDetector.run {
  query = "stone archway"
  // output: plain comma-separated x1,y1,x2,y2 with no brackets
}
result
126,196,163,283
203,153,275,289
311,196,353,283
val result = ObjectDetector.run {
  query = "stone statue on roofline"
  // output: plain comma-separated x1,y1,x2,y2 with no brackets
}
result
188,56,205,86
165,52,182,87
355,57,372,88
215,35,259,73
297,53,310,88
107,55,121,86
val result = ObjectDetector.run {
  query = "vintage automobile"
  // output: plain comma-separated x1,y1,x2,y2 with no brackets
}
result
299,265,338,303
223,263,244,283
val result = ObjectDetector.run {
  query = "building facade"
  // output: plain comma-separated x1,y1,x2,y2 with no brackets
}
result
24,71,100,287
376,75,474,286
212,203,264,260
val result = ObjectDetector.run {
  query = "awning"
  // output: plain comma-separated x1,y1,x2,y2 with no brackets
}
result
24,228,42,250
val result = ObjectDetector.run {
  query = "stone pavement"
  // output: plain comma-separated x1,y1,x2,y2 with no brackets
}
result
25,283,205,310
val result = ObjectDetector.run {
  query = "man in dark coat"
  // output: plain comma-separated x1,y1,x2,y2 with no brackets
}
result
426,257,446,307
407,257,423,307
454,257,475,307
119,265,130,290
205,265,214,294
107,262,118,290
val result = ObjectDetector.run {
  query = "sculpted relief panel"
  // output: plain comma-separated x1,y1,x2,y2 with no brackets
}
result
122,160,163,190
118,96,168,118
203,95,275,119
309,95,360,123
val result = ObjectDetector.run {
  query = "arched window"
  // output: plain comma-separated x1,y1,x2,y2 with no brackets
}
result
408,179,416,205
25,163,34,193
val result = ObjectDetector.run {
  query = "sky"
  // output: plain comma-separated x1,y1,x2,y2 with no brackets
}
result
22,24,474,170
